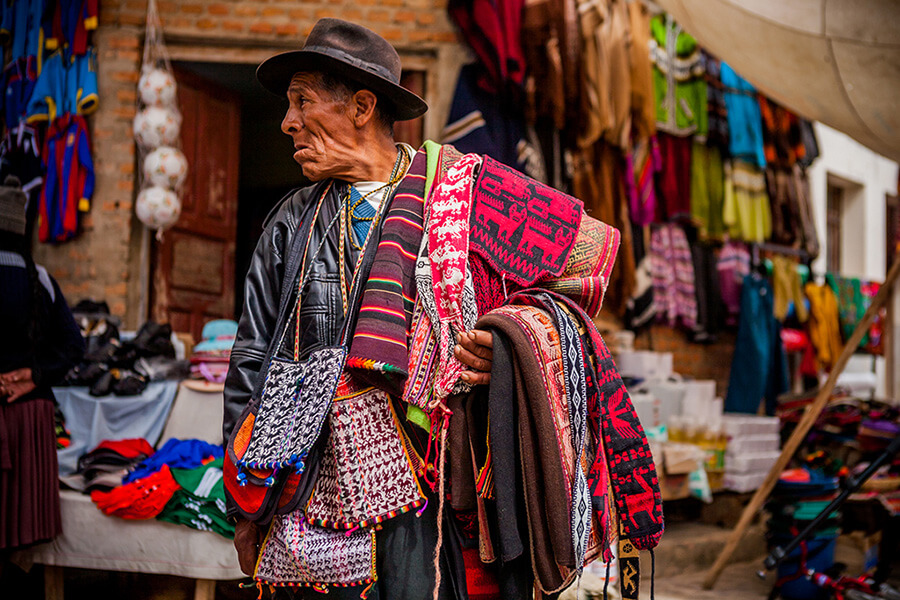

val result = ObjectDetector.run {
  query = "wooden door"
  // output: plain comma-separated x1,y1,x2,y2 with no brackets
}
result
151,68,240,343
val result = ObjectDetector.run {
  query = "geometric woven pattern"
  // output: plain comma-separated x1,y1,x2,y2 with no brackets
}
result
305,387,424,529
239,347,346,481
255,511,375,587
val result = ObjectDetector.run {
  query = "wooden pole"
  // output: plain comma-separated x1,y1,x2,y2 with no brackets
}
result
702,253,900,590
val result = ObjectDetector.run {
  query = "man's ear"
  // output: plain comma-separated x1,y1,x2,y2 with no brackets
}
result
351,89,378,128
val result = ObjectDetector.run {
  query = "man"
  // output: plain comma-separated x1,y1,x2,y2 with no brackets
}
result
224,19,493,599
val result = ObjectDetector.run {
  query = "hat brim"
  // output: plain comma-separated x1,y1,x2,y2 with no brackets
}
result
257,49,428,121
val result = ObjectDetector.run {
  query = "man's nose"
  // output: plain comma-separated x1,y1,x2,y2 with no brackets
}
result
281,108,301,135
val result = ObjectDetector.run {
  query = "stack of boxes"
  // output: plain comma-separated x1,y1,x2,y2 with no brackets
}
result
722,414,782,492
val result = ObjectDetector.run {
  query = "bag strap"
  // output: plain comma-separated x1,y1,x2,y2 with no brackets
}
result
250,181,330,399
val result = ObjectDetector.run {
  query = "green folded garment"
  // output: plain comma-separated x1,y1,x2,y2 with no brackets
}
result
157,457,234,539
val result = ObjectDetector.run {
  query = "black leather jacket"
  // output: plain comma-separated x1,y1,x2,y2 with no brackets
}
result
223,180,360,442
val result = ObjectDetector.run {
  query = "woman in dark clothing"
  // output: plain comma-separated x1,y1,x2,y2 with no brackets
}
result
0,176,84,552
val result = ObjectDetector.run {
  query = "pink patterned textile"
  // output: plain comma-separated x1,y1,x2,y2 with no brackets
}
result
429,153,483,402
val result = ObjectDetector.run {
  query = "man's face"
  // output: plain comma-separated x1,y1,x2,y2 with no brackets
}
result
281,72,357,181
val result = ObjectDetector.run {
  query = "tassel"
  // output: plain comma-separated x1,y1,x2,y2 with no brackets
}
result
650,548,656,600
416,497,429,517
360,580,376,599
603,559,611,600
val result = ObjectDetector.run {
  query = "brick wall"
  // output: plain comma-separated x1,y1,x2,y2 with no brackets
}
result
34,0,462,327
634,325,737,399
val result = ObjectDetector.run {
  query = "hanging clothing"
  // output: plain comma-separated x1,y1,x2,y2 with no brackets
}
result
804,282,843,372
627,0,656,141
723,159,771,243
625,134,661,227
3,56,39,128
649,13,707,137
576,0,632,149
716,240,750,326
690,142,725,239
657,132,692,221
725,274,788,415
826,274,867,347
691,241,723,343
758,97,806,169
26,48,99,123
721,62,766,169
38,113,94,242
792,166,820,259
447,0,526,95
572,142,635,316
625,223,655,329
442,63,544,179
650,223,697,330
771,256,808,323
0,0,45,64
797,119,820,169
43,0,100,58
702,50,729,153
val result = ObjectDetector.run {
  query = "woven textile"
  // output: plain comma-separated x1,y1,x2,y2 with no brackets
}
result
513,288,663,551
539,213,620,318
477,305,577,593
549,298,592,571
305,387,424,528
429,152,483,401
238,347,346,481
470,155,583,287
256,512,375,588
346,150,429,395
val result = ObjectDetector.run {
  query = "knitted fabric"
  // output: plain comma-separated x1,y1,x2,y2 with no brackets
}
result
124,438,222,483
91,464,179,520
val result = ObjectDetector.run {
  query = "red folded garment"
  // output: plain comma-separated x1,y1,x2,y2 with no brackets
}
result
90,465,179,519
93,438,155,460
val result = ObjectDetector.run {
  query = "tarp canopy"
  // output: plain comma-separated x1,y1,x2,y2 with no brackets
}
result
656,0,900,161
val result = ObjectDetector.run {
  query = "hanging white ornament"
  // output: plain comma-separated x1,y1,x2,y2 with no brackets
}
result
133,105,182,148
138,68,178,107
135,185,182,230
143,146,188,189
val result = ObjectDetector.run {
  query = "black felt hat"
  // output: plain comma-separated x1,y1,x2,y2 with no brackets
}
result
256,18,428,121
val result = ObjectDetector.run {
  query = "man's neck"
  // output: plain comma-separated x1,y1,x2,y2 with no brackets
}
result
342,135,399,184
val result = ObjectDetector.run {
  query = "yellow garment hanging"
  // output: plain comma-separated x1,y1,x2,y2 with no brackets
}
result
804,282,842,371
772,256,808,323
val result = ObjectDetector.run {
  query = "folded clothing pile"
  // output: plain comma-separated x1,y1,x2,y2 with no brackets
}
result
63,438,155,492
89,438,232,537
187,319,237,390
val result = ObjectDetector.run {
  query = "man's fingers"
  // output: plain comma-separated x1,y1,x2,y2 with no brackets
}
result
457,330,493,354
461,370,491,385
455,344,491,372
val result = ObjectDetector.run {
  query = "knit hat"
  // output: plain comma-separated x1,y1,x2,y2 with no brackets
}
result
0,175,27,236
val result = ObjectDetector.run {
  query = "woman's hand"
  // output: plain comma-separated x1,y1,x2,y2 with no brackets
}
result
0,368,36,403
455,330,493,386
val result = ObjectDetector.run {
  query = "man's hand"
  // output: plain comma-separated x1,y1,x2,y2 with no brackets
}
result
233,517,263,575
455,329,493,385
0,368,36,403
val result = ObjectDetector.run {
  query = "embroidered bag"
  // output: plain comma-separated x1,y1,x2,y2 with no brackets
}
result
255,510,377,590
305,386,425,529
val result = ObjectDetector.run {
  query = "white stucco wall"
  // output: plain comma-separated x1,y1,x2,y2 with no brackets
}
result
805,122,898,400
808,122,898,281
